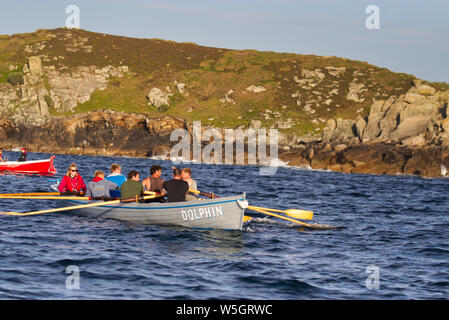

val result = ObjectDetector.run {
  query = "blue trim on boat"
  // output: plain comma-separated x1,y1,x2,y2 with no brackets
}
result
64,198,244,210
189,227,240,231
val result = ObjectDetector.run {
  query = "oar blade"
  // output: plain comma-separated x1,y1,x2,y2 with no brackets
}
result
243,215,253,223
284,209,314,220
247,205,313,220
0,211,21,216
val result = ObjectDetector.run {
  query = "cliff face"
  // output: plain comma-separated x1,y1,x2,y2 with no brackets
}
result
322,80,449,147
1,28,449,177
0,59,129,125
279,80,449,177
0,111,185,158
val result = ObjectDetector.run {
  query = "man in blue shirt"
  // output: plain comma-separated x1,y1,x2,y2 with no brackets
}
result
106,163,127,197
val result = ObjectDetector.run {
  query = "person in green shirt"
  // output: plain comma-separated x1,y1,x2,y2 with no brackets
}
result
120,170,144,199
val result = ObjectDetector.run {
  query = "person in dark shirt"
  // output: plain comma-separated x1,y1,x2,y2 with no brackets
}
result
162,168,189,203
17,148,27,162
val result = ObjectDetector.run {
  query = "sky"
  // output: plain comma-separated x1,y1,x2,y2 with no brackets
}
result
0,0,448,82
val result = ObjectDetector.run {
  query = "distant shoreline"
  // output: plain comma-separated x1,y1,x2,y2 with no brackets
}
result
3,146,446,180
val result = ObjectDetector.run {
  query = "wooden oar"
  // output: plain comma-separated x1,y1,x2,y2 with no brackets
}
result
0,192,62,196
0,192,87,196
188,189,313,220
0,191,156,198
0,196,135,201
189,189,342,229
247,205,313,220
0,196,91,200
189,189,217,199
0,194,161,216
247,207,343,230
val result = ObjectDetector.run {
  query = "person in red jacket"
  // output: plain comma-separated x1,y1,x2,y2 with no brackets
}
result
58,162,87,194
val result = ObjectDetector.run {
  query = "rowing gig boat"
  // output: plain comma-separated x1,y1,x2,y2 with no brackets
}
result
0,156,57,175
62,194,248,230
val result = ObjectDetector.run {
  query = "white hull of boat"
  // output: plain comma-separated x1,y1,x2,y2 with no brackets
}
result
62,194,247,230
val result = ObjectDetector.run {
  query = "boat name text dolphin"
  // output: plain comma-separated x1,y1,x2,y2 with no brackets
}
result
181,205,224,221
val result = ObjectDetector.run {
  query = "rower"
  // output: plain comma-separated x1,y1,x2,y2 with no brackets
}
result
58,162,87,195
142,165,166,202
181,168,198,201
120,170,144,200
0,148,4,162
86,170,119,198
142,165,165,194
106,163,127,197
162,168,189,203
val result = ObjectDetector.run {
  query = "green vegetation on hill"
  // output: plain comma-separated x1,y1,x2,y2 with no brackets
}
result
1,28,444,138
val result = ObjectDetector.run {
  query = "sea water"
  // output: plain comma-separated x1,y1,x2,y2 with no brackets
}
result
0,152,448,299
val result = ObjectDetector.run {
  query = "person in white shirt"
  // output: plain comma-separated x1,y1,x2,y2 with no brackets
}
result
181,168,198,201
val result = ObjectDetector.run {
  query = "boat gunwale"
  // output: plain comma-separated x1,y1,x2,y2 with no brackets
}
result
0,158,55,166
63,196,246,210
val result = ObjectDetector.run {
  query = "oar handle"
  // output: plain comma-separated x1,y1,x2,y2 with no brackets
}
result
60,191,86,196
189,189,219,199
120,194,163,203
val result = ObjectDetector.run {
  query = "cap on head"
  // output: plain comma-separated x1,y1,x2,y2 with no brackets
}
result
21,148,26,153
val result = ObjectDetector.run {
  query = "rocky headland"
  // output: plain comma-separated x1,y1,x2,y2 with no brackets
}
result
1,28,448,177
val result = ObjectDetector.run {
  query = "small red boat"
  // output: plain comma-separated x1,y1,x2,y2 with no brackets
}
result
0,156,57,175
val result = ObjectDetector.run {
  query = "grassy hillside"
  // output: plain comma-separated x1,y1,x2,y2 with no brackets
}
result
1,28,438,137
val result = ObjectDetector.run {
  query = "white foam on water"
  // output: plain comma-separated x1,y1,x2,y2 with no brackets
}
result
150,155,168,161
441,164,447,177
258,157,289,167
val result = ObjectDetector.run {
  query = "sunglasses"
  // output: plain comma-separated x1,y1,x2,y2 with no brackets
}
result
70,169,78,172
